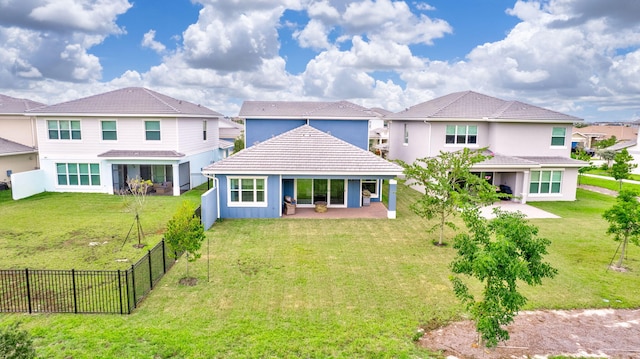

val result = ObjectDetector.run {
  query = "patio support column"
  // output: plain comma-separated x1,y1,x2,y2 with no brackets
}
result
387,179,397,219
172,164,180,196
521,170,529,204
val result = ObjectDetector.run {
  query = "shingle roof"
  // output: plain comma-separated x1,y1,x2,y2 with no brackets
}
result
239,100,377,119
219,139,234,150
202,125,403,175
0,137,37,156
0,94,45,114
392,91,581,122
27,87,223,118
97,150,184,158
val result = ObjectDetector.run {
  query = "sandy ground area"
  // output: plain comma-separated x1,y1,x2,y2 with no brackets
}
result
420,308,640,358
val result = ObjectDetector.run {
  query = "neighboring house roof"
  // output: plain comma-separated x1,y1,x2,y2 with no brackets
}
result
202,125,403,175
0,137,37,156
572,125,637,142
219,139,234,150
97,150,185,159
475,153,587,169
239,100,378,119
606,140,637,151
26,87,223,118
370,107,394,117
219,117,243,139
390,91,581,123
0,94,45,114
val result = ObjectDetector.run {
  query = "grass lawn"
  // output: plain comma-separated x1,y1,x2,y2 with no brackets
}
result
578,174,640,192
2,186,640,358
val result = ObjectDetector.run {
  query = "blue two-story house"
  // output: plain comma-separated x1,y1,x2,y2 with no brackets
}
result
200,101,403,224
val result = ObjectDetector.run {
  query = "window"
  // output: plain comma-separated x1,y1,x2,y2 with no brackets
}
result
529,170,562,194
56,163,100,186
446,125,477,144
145,121,161,141
403,123,409,145
551,127,566,146
362,180,379,198
101,121,117,140
203,120,207,141
47,120,81,140
229,177,266,206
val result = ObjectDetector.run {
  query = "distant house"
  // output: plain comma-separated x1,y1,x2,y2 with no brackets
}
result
201,101,402,222
388,91,587,203
572,124,638,150
0,94,44,186
23,87,223,196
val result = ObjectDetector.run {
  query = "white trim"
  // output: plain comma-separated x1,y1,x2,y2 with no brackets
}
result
227,176,268,208
387,210,396,219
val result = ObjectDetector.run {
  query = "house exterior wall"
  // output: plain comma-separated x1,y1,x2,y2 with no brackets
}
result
216,174,282,218
387,120,431,164
177,117,220,156
245,118,369,149
487,123,572,157
0,115,38,147
526,167,580,202
1,153,38,185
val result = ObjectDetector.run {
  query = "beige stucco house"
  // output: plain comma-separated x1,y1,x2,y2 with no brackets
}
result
0,94,44,186
387,91,587,203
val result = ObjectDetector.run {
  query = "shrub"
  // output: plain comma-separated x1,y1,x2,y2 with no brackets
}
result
0,322,36,359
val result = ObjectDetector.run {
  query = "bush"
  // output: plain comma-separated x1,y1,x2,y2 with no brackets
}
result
600,162,609,171
0,323,36,359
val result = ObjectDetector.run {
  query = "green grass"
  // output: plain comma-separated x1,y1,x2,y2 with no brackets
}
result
2,185,640,358
578,174,640,192
584,168,640,181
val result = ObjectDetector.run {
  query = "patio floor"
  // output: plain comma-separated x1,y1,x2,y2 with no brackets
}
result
282,202,389,219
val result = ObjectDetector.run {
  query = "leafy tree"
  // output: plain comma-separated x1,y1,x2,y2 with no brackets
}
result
0,322,36,359
594,135,617,149
611,149,637,190
571,149,594,185
598,149,617,168
450,208,557,348
165,201,206,281
233,131,245,153
602,190,640,269
398,148,502,245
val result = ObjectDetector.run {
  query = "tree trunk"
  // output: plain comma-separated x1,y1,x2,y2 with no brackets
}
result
439,211,445,245
617,237,628,268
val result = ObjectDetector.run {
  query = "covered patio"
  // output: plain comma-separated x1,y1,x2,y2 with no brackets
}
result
282,202,389,219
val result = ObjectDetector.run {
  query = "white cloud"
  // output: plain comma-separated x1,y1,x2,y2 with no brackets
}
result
142,30,167,54
28,0,131,34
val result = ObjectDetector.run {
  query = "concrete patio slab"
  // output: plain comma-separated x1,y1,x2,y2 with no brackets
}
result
480,201,560,219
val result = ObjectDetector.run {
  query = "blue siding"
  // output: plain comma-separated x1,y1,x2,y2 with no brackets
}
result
347,179,361,208
216,174,282,218
283,179,295,200
308,119,369,149
245,119,305,146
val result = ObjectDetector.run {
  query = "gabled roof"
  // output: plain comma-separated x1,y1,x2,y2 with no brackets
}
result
27,87,223,118
0,137,37,156
239,100,377,119
202,125,403,175
572,125,637,142
0,94,45,114
391,91,581,123
219,139,234,150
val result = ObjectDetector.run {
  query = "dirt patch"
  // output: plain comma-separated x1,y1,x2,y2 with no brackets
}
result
178,277,198,286
419,308,640,358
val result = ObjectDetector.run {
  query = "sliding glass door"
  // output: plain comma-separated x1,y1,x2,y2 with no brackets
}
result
295,179,345,207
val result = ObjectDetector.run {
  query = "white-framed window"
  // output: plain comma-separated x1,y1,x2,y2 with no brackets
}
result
203,120,207,141
101,120,117,141
47,120,81,140
228,177,267,206
145,120,161,141
362,179,379,198
403,123,409,145
551,127,566,146
529,170,562,194
445,125,477,145
56,163,101,186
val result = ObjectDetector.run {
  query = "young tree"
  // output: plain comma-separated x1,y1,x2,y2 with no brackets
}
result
121,177,153,248
594,135,617,149
602,190,640,269
450,208,557,348
398,148,502,245
598,149,617,169
233,131,245,154
611,149,637,190
165,201,206,283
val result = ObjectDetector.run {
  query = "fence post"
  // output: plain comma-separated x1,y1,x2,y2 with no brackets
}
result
25,268,32,314
71,269,78,314
147,250,153,289
117,270,124,315
125,269,131,314
130,264,136,309
162,239,167,273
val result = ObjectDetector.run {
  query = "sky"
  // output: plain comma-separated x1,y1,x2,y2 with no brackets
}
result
1,0,640,122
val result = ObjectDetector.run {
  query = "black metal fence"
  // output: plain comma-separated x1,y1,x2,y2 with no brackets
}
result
0,239,180,315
